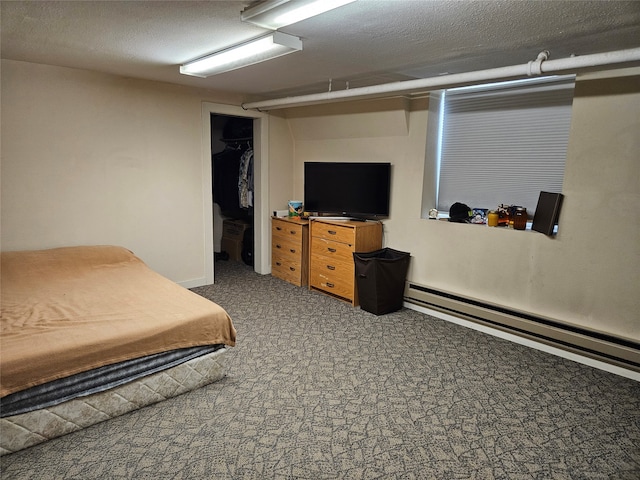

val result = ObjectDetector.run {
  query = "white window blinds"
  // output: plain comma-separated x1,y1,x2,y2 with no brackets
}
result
437,75,575,214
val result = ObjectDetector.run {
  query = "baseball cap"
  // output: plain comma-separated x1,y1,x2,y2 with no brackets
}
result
448,202,473,223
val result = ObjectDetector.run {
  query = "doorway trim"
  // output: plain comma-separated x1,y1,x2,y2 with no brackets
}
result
201,102,270,284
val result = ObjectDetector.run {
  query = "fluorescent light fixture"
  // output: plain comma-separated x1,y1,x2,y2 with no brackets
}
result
241,0,357,30
180,31,302,77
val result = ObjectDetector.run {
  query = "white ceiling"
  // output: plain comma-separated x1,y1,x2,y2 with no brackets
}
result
2,0,640,102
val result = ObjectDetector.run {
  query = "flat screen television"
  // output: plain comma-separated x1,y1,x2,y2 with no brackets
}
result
304,162,391,219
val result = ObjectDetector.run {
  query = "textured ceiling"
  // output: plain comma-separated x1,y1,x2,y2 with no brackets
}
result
2,0,640,102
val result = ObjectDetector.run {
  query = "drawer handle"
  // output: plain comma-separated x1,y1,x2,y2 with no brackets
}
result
326,265,335,270
290,230,297,235
327,247,337,253
289,248,296,253
275,244,282,249
276,226,282,231
289,266,296,272
326,282,335,288
328,230,337,235
275,262,282,266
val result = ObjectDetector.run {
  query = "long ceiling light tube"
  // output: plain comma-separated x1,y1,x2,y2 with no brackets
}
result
242,47,640,110
180,31,302,77
241,0,357,30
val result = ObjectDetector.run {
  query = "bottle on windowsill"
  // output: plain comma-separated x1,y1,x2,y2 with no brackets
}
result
487,210,499,227
513,207,527,230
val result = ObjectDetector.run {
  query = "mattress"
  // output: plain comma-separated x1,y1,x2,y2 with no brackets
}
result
0,245,237,455
1,245,236,396
0,347,229,456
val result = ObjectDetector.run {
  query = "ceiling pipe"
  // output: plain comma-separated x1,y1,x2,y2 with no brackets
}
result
242,47,640,111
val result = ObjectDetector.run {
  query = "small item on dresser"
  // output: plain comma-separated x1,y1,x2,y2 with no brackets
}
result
288,200,303,219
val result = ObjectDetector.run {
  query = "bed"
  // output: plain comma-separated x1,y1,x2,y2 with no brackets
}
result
0,245,236,455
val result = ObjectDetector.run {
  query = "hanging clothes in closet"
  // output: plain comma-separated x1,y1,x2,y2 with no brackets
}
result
213,138,254,218
238,146,254,209
213,117,254,219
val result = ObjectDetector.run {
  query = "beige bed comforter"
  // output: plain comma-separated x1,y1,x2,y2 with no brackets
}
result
0,246,236,397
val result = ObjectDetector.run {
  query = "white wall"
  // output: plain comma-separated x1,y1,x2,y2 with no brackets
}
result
267,113,296,215
282,69,640,343
1,60,243,284
2,58,637,345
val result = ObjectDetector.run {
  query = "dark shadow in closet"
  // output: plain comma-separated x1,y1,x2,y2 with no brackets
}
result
212,115,254,267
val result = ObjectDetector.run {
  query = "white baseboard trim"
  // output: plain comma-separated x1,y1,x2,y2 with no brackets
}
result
404,302,640,382
178,277,208,289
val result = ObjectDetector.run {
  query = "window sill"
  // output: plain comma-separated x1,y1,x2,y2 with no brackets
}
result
430,217,558,235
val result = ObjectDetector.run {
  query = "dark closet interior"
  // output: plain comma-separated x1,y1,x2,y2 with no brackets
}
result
211,115,254,266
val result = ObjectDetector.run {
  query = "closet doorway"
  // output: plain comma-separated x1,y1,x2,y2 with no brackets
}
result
201,102,269,285
211,115,254,267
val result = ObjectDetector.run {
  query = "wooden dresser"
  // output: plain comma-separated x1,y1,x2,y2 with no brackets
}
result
309,219,383,306
271,217,309,287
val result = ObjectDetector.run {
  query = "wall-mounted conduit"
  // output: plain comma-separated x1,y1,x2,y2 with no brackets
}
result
242,47,640,111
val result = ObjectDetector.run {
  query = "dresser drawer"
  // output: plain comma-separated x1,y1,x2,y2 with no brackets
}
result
272,219,305,244
308,219,381,305
310,253,354,282
310,237,354,263
309,264,354,300
272,252,305,286
272,237,304,260
311,221,356,245
271,217,309,287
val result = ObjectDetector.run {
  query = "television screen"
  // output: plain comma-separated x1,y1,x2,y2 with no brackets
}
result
304,162,391,219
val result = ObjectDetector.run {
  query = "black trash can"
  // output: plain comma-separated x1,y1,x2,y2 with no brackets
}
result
353,248,411,315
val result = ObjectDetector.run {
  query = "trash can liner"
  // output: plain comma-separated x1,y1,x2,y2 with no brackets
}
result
353,248,411,315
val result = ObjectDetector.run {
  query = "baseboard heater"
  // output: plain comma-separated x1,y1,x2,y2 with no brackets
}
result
404,282,640,372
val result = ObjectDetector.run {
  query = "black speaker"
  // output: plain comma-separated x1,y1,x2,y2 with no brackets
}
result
532,192,564,236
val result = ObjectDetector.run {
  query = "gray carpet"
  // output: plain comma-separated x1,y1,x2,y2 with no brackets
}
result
2,260,639,479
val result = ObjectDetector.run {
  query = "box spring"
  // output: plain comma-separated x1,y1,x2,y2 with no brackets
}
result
0,347,229,456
